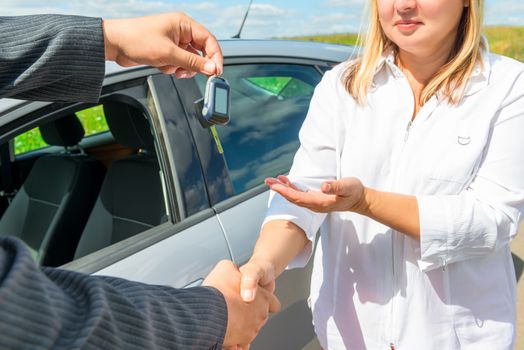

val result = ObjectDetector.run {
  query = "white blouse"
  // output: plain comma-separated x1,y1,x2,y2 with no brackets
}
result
264,48,524,349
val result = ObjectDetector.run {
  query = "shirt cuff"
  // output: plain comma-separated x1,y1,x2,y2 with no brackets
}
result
417,193,501,272
417,195,451,271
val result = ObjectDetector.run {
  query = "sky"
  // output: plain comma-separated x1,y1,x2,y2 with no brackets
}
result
2,0,523,39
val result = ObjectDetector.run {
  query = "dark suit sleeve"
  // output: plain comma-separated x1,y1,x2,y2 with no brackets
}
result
0,236,228,350
0,15,105,103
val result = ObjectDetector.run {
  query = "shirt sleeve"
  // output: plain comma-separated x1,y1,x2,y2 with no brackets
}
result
263,67,343,268
0,236,227,350
417,71,524,272
0,15,105,103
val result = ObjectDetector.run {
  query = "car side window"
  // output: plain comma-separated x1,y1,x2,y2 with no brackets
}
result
195,64,322,194
1,87,171,267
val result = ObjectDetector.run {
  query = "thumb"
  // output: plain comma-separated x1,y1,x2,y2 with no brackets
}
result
321,180,338,195
239,263,265,302
321,179,352,197
169,45,217,75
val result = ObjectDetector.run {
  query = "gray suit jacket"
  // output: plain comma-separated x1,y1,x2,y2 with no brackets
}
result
0,15,227,349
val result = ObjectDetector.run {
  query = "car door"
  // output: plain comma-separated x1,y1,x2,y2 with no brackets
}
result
46,72,233,289
184,60,328,349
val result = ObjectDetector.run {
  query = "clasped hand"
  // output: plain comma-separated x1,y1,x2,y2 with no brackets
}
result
203,260,280,350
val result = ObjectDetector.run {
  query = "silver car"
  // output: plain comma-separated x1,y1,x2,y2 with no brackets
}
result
0,39,354,349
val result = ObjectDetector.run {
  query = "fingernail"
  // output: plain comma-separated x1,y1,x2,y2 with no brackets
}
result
178,71,191,79
323,183,332,192
204,61,216,74
242,289,253,301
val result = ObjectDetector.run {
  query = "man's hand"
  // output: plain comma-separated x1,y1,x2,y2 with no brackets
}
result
265,175,368,214
103,12,223,78
203,260,281,349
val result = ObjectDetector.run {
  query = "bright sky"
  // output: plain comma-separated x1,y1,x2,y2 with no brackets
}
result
2,0,522,39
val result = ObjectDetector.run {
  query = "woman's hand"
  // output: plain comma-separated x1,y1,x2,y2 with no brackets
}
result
225,257,276,350
239,257,276,303
265,175,368,214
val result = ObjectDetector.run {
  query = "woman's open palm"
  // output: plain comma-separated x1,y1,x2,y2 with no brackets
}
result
265,175,366,213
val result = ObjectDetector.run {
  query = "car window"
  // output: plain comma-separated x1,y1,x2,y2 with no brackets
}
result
247,77,315,98
14,105,110,155
14,127,47,155
70,98,170,263
195,64,322,194
75,105,109,137
2,82,172,267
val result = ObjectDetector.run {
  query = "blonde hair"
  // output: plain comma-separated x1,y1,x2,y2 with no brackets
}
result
345,0,485,105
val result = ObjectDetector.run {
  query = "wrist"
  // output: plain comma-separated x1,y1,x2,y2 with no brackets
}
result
102,19,118,61
351,187,373,216
248,254,277,279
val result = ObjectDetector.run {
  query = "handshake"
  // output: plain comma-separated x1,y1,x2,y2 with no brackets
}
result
203,258,279,350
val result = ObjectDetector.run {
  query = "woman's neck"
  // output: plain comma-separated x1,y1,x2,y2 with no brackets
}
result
396,42,454,118
396,47,451,86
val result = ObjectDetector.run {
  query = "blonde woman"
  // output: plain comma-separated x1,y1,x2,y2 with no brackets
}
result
240,0,524,349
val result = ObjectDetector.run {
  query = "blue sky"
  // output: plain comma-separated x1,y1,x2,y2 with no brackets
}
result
2,0,523,39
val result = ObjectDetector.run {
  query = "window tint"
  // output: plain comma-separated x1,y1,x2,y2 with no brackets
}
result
196,64,322,194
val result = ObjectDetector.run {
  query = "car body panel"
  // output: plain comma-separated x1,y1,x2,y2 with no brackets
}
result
93,214,230,288
215,189,269,265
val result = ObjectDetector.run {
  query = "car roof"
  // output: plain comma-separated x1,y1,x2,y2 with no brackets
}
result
0,39,355,116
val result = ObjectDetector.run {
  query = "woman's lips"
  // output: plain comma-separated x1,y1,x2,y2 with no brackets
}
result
395,20,422,31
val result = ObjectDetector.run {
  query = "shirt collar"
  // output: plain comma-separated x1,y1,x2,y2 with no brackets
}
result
464,36,491,97
374,36,492,97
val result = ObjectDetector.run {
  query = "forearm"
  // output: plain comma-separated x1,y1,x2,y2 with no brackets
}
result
355,188,420,240
0,15,105,102
251,220,310,277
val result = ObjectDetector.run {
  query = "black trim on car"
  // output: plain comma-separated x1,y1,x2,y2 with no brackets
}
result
145,78,184,222
173,77,235,207
149,75,211,218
